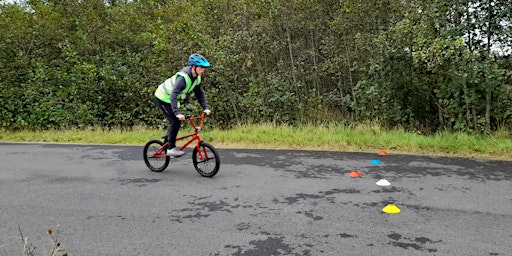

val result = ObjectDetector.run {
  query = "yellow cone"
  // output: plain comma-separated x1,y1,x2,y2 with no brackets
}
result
383,204,401,214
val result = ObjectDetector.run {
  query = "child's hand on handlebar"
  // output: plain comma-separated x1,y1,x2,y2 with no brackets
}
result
177,114,186,120
203,109,211,115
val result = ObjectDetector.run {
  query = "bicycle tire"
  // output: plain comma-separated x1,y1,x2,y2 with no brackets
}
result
192,141,220,177
143,140,170,172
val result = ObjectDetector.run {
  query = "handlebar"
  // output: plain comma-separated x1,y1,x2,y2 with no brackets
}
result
185,113,207,130
184,112,206,120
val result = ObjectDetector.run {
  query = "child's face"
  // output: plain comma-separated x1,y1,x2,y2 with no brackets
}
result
196,66,206,76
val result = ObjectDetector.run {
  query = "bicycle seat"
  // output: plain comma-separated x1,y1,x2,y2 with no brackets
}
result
161,134,169,139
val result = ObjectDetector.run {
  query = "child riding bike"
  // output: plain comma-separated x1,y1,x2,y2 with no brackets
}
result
154,54,212,157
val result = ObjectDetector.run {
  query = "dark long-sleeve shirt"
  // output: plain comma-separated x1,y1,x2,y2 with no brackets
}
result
170,66,208,116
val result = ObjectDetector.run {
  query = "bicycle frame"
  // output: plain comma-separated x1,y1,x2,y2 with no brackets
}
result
153,113,208,161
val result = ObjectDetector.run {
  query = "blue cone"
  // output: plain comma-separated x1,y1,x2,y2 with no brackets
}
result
371,159,382,165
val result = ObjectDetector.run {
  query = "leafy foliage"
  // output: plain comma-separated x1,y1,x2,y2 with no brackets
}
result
1,0,511,133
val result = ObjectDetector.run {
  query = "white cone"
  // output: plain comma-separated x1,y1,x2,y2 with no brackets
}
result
376,179,391,186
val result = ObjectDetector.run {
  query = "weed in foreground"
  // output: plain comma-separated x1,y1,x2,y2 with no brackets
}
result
18,225,67,256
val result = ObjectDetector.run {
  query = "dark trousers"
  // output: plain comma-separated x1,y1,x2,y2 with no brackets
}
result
155,97,181,149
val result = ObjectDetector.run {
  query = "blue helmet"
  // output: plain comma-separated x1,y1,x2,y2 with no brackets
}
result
188,53,211,67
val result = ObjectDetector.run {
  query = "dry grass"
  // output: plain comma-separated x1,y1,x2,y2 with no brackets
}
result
1,124,511,161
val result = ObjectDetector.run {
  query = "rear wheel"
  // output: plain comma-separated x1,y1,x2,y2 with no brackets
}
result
192,141,220,177
143,140,170,172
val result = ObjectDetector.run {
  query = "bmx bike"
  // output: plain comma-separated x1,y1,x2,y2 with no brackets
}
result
143,113,220,177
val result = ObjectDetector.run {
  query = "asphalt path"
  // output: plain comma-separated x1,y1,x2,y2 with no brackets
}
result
0,142,511,256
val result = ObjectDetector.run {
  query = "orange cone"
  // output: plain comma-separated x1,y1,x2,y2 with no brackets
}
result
348,170,362,177
378,150,389,156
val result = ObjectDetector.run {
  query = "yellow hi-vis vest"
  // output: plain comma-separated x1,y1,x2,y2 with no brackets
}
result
154,71,201,107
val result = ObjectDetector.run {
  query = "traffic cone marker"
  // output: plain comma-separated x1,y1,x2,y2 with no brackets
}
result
376,179,391,186
383,204,401,214
348,170,362,177
378,150,389,156
371,159,382,165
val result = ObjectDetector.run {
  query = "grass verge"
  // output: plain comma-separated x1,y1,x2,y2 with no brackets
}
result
1,124,511,161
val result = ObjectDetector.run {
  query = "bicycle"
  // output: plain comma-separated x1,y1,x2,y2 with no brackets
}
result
143,113,220,177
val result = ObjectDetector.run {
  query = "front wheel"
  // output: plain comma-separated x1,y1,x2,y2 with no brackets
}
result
143,140,170,172
192,141,220,177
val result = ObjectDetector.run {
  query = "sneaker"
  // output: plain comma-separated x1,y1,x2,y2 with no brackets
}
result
167,147,185,157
